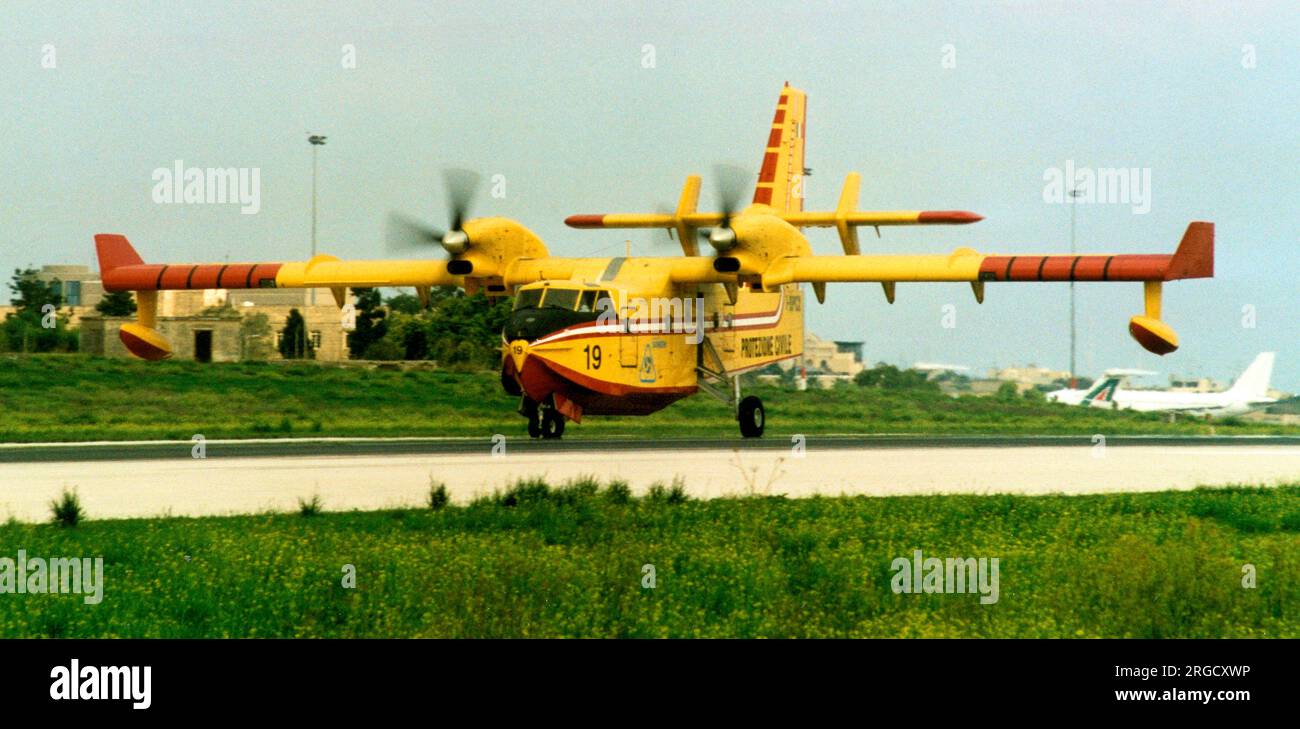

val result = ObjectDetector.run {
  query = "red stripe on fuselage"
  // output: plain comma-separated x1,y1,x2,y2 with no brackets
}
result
511,349,695,417
528,304,783,346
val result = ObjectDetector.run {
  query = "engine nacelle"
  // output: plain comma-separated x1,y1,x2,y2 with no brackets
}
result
455,217,550,280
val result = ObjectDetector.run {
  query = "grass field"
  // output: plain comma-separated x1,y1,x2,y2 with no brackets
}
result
2,478,1298,638
1,354,1293,442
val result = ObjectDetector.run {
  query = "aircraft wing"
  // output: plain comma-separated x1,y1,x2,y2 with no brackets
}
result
94,233,478,360
761,222,1213,288
96,234,462,294
670,221,1213,356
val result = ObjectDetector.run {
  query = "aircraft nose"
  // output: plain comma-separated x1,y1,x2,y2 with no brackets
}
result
509,339,529,372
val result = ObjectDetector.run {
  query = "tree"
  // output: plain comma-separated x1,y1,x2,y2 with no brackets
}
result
853,364,938,392
95,290,137,316
386,292,423,315
347,288,387,359
240,312,273,361
3,268,76,353
995,381,1020,402
423,291,513,367
199,302,242,319
362,338,403,361
931,370,972,391
1022,386,1048,403
278,308,314,359
402,325,429,360
344,287,512,367
8,268,61,313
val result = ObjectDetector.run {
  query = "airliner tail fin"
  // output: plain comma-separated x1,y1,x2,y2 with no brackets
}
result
1226,352,1274,401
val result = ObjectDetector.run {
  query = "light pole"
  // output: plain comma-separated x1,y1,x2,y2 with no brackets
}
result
1068,186,1082,387
308,134,327,305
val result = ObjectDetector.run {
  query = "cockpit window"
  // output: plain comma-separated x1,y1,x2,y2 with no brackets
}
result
541,288,580,311
513,286,614,314
597,291,614,311
514,288,544,310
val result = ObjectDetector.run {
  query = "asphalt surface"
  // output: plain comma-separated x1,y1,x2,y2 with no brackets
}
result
2,435,1299,522
2,433,1298,463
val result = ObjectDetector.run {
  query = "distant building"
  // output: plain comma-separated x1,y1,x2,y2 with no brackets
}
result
80,287,350,362
782,332,865,375
914,362,971,376
5,264,352,362
763,333,866,388
990,365,1070,386
25,265,106,326
987,365,1071,393
1167,375,1223,393
80,314,244,362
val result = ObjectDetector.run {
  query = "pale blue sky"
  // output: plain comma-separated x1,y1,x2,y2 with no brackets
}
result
2,1,1296,389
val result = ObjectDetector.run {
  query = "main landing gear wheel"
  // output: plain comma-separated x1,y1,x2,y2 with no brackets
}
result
541,410,566,439
738,395,765,438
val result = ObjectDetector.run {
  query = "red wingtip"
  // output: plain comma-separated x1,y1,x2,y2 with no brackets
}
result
94,233,144,273
917,210,984,224
1164,221,1214,280
565,214,606,229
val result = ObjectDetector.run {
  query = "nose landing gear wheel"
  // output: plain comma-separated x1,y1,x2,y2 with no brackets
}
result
541,410,565,439
521,398,542,438
738,395,765,438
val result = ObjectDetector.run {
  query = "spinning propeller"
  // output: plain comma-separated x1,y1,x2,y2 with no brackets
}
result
385,168,482,257
699,164,750,253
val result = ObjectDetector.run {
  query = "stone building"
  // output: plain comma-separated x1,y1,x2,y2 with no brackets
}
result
15,264,107,326
79,314,243,361
987,365,1072,393
0,263,349,362
7,264,351,361
778,333,866,375
760,332,867,389
77,287,350,362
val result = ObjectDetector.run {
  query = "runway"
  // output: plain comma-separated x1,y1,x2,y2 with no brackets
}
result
1,436,1297,522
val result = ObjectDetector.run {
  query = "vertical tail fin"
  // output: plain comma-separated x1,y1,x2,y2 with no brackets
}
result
1083,377,1121,402
1226,352,1274,400
752,83,807,213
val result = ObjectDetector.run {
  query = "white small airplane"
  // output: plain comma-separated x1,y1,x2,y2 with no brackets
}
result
1047,352,1277,417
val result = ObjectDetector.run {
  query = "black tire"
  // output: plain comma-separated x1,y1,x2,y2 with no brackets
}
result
541,410,565,439
738,395,765,438
522,398,542,438
501,365,522,396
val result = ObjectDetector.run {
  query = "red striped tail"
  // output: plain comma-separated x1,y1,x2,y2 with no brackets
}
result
752,83,807,213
